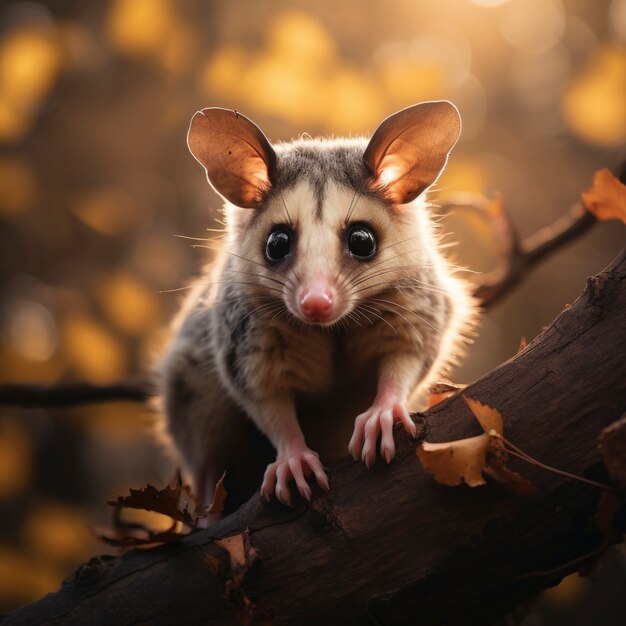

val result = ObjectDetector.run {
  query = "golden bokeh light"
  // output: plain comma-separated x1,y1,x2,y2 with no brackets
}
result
267,10,337,68
375,49,447,107
562,45,626,146
0,157,37,216
62,315,126,383
499,0,565,55
0,418,32,500
72,187,140,236
98,272,162,336
0,547,62,606
0,25,62,142
200,45,248,100
324,68,385,134
22,501,98,565
470,0,511,6
3,299,58,362
106,0,173,56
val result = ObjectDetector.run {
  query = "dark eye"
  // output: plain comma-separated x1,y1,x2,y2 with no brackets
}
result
265,227,292,262
347,224,376,259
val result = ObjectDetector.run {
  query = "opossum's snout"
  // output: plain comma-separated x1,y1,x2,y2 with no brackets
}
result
297,282,335,322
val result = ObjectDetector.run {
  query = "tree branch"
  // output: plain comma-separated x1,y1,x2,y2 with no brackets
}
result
6,246,626,626
466,160,625,308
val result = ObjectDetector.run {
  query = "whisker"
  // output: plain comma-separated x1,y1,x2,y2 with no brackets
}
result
366,302,424,340
279,191,295,227
368,297,439,334
223,250,272,271
191,279,285,295
343,189,361,226
222,268,287,289
357,303,399,335
235,301,284,328
350,277,450,298
337,235,427,289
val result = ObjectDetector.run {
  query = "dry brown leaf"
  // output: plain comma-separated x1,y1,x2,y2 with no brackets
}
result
207,530,268,625
464,396,503,435
216,534,246,570
417,435,489,487
484,459,536,496
581,168,626,223
417,395,533,492
206,472,228,515
108,472,199,525
96,471,228,549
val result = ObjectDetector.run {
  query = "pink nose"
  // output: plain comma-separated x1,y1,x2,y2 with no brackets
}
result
299,288,334,321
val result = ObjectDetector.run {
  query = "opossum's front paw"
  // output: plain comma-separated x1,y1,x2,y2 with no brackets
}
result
348,401,416,467
260,445,330,506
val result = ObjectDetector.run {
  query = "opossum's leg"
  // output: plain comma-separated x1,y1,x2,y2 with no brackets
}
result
160,342,242,508
348,358,420,467
248,397,330,504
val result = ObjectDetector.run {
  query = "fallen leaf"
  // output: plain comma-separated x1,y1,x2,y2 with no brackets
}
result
581,168,626,223
216,534,246,570
96,471,228,549
108,472,200,525
464,396,503,436
417,435,489,487
205,472,227,515
207,529,268,625
417,396,533,492
484,459,537,496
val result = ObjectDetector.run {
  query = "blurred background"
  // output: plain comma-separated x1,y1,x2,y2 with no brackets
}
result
0,0,625,618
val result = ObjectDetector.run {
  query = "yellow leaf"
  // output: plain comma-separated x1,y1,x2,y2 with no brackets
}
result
464,397,503,435
417,434,489,487
581,168,626,224
417,395,533,492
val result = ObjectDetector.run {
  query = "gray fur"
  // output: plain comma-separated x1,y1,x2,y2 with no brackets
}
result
269,139,378,219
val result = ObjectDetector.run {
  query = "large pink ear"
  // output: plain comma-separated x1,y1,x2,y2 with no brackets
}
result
363,101,461,205
187,108,277,209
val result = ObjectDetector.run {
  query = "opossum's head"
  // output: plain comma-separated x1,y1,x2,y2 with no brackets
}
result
187,103,461,326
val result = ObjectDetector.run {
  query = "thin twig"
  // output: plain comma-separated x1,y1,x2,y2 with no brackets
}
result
0,381,153,407
441,160,626,309
500,435,620,495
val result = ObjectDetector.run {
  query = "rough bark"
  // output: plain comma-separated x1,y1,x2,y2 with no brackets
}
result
5,248,626,626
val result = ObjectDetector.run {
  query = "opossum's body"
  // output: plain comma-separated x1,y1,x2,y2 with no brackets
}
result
157,104,477,507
